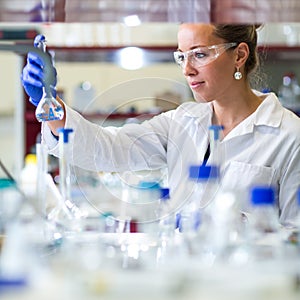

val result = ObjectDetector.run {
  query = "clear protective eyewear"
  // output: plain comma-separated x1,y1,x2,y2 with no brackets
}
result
173,42,237,68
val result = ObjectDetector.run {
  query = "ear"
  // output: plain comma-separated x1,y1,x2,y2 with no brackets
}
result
235,42,249,68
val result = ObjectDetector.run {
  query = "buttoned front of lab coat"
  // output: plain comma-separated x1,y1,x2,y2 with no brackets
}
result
42,91,300,227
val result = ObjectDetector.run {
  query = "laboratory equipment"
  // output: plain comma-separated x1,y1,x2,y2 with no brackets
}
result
19,154,38,201
156,188,176,266
57,128,84,219
36,141,48,215
178,164,219,235
157,188,175,239
0,178,23,234
208,124,224,169
34,35,64,122
278,72,300,111
247,186,281,260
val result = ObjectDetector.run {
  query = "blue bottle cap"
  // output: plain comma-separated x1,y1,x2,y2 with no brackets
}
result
0,277,27,288
0,178,16,189
138,181,160,190
208,125,224,140
189,164,219,180
251,186,275,205
57,128,73,143
160,188,170,201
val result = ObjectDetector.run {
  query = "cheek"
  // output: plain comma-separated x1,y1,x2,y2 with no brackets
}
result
207,62,234,89
194,67,232,102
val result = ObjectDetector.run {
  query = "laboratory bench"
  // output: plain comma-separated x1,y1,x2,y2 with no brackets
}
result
1,171,300,300
1,232,300,300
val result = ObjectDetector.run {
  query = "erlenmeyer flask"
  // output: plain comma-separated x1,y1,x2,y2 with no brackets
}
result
35,90,64,122
33,34,64,122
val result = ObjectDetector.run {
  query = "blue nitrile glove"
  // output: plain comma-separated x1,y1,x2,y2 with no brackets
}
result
21,35,57,107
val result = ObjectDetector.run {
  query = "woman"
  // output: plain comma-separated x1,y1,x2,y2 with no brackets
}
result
22,23,300,227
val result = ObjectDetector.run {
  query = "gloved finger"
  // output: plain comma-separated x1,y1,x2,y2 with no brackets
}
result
28,50,54,68
27,52,57,83
29,97,42,107
21,66,43,88
23,61,44,84
27,51,44,69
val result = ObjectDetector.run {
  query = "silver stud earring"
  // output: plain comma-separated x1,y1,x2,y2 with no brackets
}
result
234,67,242,80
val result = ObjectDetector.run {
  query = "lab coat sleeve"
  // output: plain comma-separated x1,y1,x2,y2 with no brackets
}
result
278,143,300,228
41,104,172,172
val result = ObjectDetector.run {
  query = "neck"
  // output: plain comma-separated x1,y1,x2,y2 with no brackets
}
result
212,89,263,136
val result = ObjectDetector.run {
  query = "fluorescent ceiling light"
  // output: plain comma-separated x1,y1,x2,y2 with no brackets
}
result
123,15,141,26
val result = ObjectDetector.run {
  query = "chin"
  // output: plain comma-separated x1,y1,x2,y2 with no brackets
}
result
193,93,213,103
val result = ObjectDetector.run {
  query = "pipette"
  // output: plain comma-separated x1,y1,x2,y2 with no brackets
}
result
34,35,64,122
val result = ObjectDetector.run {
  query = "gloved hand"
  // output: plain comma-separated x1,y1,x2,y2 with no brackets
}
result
21,35,57,107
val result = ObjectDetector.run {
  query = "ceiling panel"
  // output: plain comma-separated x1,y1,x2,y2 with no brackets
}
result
0,0,300,23
0,0,210,23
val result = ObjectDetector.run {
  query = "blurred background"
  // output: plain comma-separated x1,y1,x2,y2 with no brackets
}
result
2,0,300,180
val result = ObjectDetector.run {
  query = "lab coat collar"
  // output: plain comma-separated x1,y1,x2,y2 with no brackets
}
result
224,92,284,140
182,92,283,124
253,91,283,128
182,101,213,122
181,92,283,136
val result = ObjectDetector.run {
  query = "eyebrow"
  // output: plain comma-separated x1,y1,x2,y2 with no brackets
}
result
176,45,207,52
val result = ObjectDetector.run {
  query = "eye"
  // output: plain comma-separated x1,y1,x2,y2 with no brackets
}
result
175,52,185,62
194,49,208,59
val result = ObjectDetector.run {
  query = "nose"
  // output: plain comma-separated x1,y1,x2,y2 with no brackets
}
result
182,57,198,77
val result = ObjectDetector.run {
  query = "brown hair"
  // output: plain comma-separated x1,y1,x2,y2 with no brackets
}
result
213,24,261,77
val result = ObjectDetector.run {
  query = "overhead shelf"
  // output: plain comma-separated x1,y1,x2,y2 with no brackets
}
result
47,44,300,63
48,45,177,63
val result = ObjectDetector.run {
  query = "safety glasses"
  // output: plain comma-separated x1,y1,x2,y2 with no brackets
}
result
173,42,237,68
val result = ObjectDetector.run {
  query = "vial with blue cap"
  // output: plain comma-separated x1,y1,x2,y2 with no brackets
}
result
249,186,278,232
178,164,220,236
156,187,177,266
247,186,281,260
157,188,175,239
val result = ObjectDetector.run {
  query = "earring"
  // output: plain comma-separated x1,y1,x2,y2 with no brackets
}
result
234,67,242,80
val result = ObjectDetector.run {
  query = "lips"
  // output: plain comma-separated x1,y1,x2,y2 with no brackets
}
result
189,81,204,89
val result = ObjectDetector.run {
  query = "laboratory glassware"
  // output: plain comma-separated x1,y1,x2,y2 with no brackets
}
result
34,35,64,122
57,128,84,219
156,188,176,266
36,141,48,215
208,125,224,171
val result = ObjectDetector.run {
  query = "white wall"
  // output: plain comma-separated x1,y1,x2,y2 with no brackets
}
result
0,52,20,114
0,52,23,178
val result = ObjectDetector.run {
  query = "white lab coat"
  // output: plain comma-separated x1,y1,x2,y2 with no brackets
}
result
42,91,300,227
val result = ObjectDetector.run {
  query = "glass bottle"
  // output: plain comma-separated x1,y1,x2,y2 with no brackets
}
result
247,186,281,261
